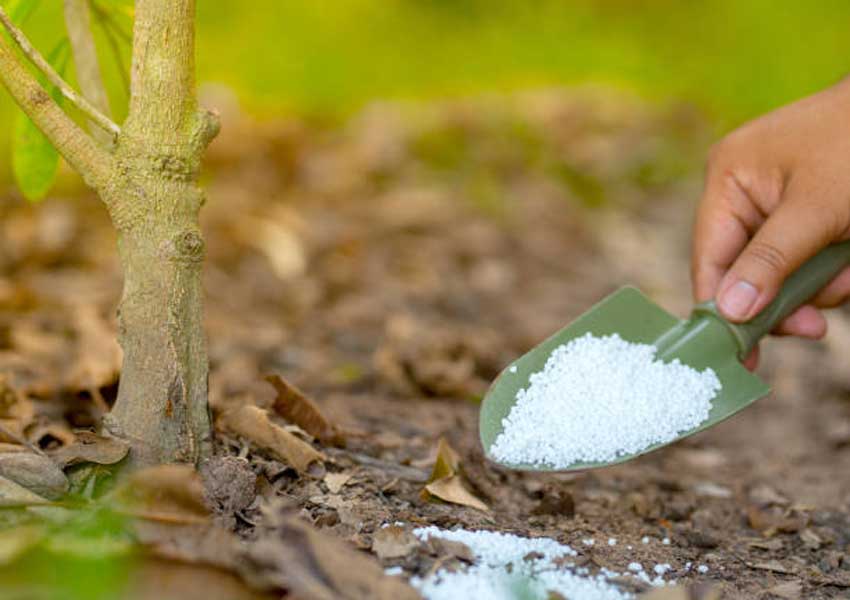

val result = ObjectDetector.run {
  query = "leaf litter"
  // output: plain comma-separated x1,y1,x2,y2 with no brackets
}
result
2,88,850,597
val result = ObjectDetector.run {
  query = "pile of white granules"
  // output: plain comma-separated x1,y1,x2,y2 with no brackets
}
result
490,333,721,468
406,527,676,600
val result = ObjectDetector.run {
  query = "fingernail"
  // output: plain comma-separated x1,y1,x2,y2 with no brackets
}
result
718,279,758,320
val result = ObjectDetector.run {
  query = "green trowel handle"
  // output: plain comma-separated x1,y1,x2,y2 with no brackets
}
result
695,240,850,357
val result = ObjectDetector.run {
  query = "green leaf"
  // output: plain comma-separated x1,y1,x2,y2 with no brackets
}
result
11,39,67,202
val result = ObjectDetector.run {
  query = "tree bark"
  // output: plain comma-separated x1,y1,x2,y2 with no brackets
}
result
101,166,211,465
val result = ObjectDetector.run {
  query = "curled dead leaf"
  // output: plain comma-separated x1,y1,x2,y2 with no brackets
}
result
420,438,488,511
222,405,325,475
50,431,130,467
266,374,345,447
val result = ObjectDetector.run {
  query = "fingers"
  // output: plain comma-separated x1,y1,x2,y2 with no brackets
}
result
691,168,760,303
772,304,828,339
742,344,760,371
811,265,850,308
716,177,846,322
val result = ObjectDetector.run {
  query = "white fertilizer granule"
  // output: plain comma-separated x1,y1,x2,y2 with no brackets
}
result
490,333,721,468
409,527,644,600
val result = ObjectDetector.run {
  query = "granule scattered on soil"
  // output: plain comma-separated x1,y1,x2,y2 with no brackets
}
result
490,333,721,468
408,527,674,600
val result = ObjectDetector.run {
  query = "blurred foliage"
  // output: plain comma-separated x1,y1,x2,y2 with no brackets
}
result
0,506,134,600
193,0,850,122
1,0,849,181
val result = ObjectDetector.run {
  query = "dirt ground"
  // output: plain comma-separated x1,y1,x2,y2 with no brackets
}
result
3,88,850,599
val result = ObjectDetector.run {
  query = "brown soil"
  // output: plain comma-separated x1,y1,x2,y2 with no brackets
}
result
3,88,850,599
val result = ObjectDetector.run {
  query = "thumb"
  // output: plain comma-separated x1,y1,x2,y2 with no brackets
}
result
716,188,846,322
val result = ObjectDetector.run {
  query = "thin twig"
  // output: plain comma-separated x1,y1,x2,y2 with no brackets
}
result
0,5,120,136
64,0,112,143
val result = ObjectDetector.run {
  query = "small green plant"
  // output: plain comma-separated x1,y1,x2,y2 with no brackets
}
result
0,0,218,466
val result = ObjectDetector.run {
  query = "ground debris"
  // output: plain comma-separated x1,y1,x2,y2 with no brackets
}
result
639,584,720,599
201,455,257,515
372,524,420,560
246,513,420,599
765,580,803,599
221,404,325,475
266,373,345,447
747,506,808,536
421,438,488,511
324,471,352,494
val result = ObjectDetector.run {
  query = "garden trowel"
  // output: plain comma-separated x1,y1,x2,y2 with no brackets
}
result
480,241,850,472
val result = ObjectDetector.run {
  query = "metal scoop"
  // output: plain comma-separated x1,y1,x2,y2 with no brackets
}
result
480,241,850,472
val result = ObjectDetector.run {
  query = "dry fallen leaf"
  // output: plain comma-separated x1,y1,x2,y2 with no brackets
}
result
27,423,76,450
50,431,130,467
128,556,275,600
0,375,35,445
65,304,121,397
266,374,345,447
111,464,209,524
748,483,788,507
747,505,807,536
324,472,352,494
420,438,488,511
766,581,803,600
247,515,420,600
0,475,50,507
639,584,719,600
748,559,796,575
0,452,68,499
371,525,419,560
222,405,324,475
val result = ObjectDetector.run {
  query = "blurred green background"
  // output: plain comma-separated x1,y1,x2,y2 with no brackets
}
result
1,0,849,179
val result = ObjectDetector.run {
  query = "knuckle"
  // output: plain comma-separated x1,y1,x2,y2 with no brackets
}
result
744,240,789,274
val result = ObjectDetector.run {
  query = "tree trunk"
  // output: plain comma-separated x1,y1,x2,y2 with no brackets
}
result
102,176,211,465
98,0,217,466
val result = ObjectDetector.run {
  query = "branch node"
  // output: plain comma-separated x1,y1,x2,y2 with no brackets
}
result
191,108,220,152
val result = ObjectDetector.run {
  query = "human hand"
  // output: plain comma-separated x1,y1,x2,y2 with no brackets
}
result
691,79,850,368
